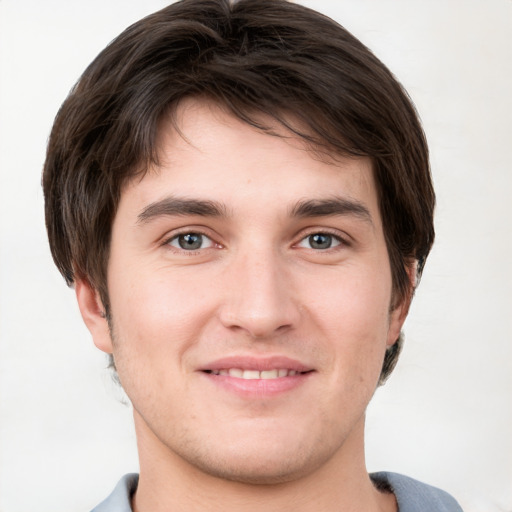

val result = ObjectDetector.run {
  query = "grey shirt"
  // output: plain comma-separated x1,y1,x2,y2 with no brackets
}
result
91,472,463,511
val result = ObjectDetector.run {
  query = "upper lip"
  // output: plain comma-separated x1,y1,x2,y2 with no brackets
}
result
199,355,313,373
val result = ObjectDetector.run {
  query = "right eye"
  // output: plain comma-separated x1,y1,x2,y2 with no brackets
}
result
167,232,214,251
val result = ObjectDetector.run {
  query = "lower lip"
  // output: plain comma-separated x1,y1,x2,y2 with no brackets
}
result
200,372,313,398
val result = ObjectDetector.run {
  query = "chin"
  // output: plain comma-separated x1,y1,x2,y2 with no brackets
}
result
190,451,320,485
176,432,333,486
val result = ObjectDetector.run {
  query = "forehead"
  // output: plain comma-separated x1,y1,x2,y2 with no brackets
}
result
121,98,380,224
158,98,358,169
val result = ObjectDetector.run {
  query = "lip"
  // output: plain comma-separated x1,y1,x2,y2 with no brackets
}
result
197,355,315,398
199,355,313,373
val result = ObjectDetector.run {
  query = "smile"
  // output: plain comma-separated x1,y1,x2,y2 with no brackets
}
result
205,368,308,379
199,356,314,396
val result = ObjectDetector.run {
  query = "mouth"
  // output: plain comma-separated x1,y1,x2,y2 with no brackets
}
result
203,368,312,379
199,356,314,397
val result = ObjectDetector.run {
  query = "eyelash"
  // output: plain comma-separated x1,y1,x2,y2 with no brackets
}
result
162,228,349,255
163,229,218,255
295,229,349,251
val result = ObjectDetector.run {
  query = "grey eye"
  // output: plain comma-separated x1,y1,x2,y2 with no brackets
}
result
308,233,333,249
169,233,213,251
297,232,342,250
179,233,203,250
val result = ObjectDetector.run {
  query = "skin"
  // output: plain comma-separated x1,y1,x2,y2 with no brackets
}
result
77,99,410,512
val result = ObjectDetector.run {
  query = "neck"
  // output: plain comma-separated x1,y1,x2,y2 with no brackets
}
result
131,412,396,512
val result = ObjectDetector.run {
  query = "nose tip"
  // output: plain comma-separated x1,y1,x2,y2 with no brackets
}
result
218,259,300,339
220,303,295,339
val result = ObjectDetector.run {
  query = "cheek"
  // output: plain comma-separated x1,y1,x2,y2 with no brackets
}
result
306,268,392,386
310,266,392,336
107,267,214,375
112,263,210,327
106,274,204,412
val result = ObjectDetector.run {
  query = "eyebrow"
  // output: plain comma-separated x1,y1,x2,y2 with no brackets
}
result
137,197,228,224
136,195,373,225
290,197,373,225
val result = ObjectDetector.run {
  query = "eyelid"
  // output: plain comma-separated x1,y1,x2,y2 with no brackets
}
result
167,233,214,250
160,226,223,252
294,227,351,249
158,225,350,253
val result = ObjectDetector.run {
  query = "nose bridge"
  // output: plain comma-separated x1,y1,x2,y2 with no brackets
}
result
219,242,299,338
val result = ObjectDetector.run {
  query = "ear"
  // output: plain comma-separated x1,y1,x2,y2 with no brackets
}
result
386,261,418,347
75,278,113,354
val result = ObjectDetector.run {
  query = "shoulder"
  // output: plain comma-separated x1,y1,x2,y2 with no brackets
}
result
91,471,463,511
90,474,138,512
370,472,464,512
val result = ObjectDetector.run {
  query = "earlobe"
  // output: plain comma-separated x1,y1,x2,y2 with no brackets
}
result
75,278,113,354
386,298,409,347
386,261,418,347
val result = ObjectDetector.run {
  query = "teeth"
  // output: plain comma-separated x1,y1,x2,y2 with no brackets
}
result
209,368,303,379
241,370,260,380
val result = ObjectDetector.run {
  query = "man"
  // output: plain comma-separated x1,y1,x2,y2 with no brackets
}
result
42,0,463,510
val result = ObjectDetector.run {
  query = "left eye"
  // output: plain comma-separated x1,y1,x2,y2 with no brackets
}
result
297,233,342,250
168,233,214,251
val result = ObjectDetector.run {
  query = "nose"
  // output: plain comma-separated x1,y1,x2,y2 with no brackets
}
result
218,248,301,339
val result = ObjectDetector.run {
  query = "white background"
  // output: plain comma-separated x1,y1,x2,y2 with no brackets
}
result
0,1,511,511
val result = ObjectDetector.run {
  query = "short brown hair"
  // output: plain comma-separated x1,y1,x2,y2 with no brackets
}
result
43,0,435,383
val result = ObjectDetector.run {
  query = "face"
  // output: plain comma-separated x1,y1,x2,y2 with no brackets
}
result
77,99,408,484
